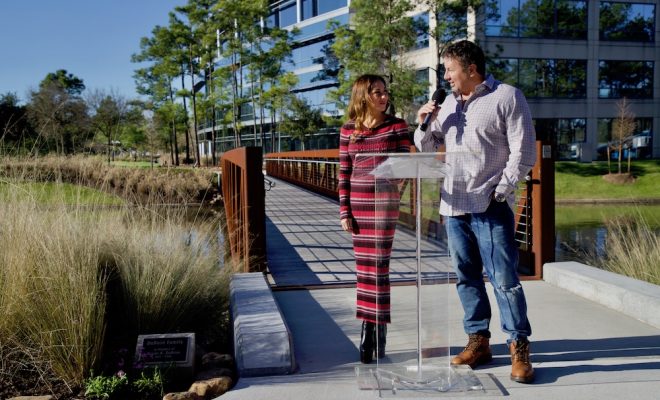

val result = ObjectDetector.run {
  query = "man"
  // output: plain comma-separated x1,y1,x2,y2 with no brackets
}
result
414,40,536,383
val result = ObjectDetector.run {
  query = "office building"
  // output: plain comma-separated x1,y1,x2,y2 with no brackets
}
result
204,0,658,160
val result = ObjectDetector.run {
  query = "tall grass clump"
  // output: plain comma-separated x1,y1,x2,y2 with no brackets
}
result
1,155,217,205
599,214,660,286
102,206,228,346
0,169,229,393
0,183,108,385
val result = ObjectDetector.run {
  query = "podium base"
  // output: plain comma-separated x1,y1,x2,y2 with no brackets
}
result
355,364,485,397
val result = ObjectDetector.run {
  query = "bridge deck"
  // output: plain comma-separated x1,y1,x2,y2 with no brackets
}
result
264,177,454,288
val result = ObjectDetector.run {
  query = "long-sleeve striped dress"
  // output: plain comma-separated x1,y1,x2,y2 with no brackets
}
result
339,116,411,324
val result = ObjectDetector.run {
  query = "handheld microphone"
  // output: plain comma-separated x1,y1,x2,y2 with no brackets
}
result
420,89,446,132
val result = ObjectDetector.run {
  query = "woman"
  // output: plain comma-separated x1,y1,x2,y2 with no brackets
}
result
338,74,411,364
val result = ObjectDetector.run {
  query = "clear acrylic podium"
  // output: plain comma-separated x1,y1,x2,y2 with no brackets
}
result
353,152,485,397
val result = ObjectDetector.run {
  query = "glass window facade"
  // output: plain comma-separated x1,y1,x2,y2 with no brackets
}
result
285,39,333,70
296,88,338,114
534,118,586,159
414,68,430,104
597,117,653,159
279,1,297,27
487,0,587,39
318,0,347,16
436,5,468,42
412,13,430,50
301,0,348,21
600,2,656,42
488,58,587,98
597,117,653,142
598,60,654,99
296,14,347,41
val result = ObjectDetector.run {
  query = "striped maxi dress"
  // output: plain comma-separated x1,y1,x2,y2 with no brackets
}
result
339,116,411,324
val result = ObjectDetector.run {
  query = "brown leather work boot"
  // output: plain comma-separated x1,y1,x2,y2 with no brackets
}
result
509,339,534,383
451,334,492,368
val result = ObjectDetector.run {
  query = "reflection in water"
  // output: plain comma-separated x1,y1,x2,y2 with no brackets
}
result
556,226,608,263
555,204,660,266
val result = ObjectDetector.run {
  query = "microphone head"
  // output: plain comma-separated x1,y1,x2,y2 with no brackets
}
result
432,89,446,104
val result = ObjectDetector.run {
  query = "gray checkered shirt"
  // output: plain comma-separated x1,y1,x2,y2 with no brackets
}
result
414,75,536,216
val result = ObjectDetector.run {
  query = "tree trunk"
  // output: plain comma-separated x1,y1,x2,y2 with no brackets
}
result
189,48,201,166
259,76,265,153
271,110,276,153
180,68,191,163
169,122,175,165
107,132,112,164
206,61,217,166
231,51,240,149
169,83,180,166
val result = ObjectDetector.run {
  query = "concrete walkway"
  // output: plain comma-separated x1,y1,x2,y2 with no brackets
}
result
221,178,660,400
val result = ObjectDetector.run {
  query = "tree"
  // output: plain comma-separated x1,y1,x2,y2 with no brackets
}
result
0,92,34,155
610,97,636,175
176,0,220,163
247,23,298,151
213,0,271,149
133,24,185,165
41,69,86,97
27,76,89,155
263,72,298,152
279,97,324,151
330,0,425,121
87,89,128,163
170,9,203,165
117,100,149,157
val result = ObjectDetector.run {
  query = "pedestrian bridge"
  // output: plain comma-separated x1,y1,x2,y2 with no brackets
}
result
219,143,555,281
263,176,453,289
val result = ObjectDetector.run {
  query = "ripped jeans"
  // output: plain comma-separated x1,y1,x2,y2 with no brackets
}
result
446,200,532,341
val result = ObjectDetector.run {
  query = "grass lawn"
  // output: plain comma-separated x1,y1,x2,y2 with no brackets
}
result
555,159,660,200
110,160,158,168
0,181,123,205
556,204,660,228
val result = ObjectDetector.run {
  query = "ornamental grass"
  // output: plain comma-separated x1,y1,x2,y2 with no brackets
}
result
600,213,660,286
0,164,229,394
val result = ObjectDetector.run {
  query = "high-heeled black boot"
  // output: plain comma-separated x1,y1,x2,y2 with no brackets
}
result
360,321,376,364
375,324,387,359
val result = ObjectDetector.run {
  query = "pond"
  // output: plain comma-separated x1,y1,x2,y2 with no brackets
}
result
555,204,660,265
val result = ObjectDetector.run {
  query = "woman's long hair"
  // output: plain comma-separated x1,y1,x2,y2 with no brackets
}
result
346,74,390,132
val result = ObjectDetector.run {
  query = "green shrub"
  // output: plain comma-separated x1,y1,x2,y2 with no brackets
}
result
84,372,129,399
84,369,163,400
131,368,164,399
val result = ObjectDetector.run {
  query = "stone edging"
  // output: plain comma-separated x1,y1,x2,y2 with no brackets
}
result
543,261,660,329
229,273,296,377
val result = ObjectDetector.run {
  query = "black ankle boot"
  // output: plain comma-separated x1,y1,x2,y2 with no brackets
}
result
375,324,387,359
360,321,375,364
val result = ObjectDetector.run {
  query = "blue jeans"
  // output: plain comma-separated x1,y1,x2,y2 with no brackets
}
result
446,200,532,341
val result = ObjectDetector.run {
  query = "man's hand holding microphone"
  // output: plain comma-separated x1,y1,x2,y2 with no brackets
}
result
417,89,446,131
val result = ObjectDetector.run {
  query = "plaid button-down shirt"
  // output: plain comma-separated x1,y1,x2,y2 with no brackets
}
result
414,75,536,216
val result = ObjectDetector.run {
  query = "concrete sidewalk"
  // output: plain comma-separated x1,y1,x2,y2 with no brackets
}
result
222,272,660,400
224,178,660,399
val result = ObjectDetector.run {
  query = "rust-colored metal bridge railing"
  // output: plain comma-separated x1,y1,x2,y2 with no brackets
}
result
264,149,340,198
265,140,555,278
221,147,267,273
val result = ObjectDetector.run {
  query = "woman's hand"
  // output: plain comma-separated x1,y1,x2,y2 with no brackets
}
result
341,217,353,233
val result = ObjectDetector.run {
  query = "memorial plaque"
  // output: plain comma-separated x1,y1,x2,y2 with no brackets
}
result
135,333,195,369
